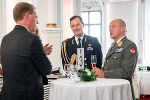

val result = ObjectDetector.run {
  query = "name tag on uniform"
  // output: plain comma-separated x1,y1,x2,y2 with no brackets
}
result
115,48,124,53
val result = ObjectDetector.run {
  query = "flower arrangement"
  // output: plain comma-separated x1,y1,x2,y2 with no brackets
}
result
78,67,98,82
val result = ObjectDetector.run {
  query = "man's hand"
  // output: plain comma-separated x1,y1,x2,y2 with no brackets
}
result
91,68,104,78
44,43,53,55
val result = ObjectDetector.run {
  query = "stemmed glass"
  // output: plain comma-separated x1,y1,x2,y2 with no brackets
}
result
71,65,78,78
70,65,80,81
91,55,97,68
64,64,71,78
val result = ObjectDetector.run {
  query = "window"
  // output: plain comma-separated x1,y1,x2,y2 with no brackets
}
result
81,11,102,43
143,0,150,65
80,0,103,43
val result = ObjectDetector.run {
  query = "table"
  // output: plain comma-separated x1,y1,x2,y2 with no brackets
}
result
137,71,150,95
48,78,132,100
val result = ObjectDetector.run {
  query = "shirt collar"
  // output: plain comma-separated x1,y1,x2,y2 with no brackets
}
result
75,34,84,44
116,35,126,44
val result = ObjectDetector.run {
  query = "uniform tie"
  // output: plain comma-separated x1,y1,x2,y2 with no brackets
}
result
77,38,81,48
109,42,117,52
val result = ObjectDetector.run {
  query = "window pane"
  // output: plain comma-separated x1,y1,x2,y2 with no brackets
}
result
90,12,101,24
81,12,88,24
83,25,88,35
89,25,101,41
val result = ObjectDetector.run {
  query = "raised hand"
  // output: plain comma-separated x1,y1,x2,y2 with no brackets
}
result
44,43,53,55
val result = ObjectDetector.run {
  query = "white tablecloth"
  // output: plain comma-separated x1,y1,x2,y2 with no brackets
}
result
137,71,150,95
48,78,132,100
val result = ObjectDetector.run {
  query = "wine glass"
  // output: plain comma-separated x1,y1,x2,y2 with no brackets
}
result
91,55,97,68
70,65,80,81
72,65,78,77
64,64,71,78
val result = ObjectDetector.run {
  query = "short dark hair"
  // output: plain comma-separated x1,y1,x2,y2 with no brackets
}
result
13,2,35,22
70,16,84,24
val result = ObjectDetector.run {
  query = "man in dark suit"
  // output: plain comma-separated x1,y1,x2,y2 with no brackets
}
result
0,2,52,100
61,16,103,70
92,19,138,100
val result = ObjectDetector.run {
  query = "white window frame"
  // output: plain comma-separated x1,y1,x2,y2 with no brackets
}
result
142,0,150,66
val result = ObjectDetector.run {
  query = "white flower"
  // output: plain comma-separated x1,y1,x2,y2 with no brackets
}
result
85,69,91,75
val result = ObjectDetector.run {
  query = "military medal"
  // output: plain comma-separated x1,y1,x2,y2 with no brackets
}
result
118,41,122,47
87,44,93,51
130,47,135,55
115,48,124,53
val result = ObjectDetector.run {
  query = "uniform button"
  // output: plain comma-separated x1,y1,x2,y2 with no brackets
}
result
114,57,117,59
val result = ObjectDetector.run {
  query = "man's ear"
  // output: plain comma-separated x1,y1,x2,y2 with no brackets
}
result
24,12,29,21
121,26,126,32
23,12,30,25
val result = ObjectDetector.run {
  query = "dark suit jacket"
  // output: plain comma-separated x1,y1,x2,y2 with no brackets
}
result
61,35,103,70
0,25,52,100
102,36,138,100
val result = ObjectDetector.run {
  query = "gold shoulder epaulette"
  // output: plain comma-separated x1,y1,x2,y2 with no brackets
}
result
61,38,70,64
62,38,70,43
61,38,77,65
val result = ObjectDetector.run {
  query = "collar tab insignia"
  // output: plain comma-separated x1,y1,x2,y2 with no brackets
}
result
118,41,122,47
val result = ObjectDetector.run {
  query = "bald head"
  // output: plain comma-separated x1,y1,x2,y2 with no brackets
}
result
112,19,126,27
109,19,126,42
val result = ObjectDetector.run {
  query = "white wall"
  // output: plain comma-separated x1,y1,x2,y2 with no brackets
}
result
0,0,7,44
62,0,74,40
103,0,139,58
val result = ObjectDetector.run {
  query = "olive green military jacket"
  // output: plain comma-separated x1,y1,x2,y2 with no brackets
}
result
102,36,138,80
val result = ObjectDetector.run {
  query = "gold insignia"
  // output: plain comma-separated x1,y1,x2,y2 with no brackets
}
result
118,41,122,47
70,54,77,65
61,40,69,64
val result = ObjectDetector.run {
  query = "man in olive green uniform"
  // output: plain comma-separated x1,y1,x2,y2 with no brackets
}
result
92,19,138,100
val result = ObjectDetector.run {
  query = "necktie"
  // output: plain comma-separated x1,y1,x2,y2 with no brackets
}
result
77,38,81,48
109,42,117,52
